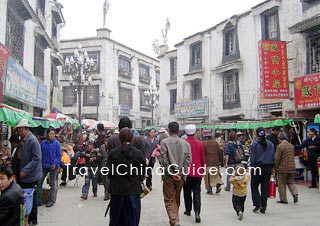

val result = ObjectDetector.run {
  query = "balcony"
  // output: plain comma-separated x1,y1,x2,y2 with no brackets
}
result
139,75,151,84
118,68,132,79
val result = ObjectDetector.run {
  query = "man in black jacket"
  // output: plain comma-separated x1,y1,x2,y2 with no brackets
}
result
0,165,24,226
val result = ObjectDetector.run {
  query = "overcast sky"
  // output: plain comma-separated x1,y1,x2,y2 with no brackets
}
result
59,0,265,57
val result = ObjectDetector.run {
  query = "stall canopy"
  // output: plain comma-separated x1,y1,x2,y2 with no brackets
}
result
315,114,320,123
144,119,293,131
0,104,32,126
31,117,65,129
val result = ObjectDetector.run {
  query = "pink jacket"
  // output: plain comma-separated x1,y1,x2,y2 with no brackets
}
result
186,136,206,177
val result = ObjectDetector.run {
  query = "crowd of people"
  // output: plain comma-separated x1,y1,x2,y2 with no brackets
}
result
0,116,319,226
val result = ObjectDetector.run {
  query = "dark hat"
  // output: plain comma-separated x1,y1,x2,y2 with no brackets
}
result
256,127,265,137
272,126,281,131
278,132,288,141
85,140,94,146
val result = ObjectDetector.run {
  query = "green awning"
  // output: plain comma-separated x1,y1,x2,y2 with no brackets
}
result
0,104,33,126
30,118,65,129
315,114,320,123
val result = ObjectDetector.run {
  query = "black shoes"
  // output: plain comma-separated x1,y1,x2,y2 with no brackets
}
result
293,194,298,204
252,206,260,213
195,214,201,223
46,202,54,208
184,211,191,216
277,200,288,204
260,208,266,214
59,181,67,187
308,185,317,188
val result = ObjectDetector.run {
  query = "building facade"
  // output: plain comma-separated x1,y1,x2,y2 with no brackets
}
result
159,0,320,125
60,29,160,128
0,0,64,116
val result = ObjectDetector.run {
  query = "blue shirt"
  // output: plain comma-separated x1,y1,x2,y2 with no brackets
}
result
40,138,61,169
249,138,275,167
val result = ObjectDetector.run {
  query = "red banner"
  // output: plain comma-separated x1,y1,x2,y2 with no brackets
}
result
294,74,320,109
0,43,11,103
259,40,289,99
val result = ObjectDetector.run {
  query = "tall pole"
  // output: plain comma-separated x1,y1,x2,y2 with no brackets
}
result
151,108,154,126
78,88,82,125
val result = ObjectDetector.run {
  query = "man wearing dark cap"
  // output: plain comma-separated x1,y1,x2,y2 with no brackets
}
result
266,126,281,151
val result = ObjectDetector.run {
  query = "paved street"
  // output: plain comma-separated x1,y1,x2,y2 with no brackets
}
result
39,167,320,226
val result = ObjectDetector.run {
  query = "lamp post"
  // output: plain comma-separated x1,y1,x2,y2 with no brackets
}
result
63,43,96,125
144,85,159,126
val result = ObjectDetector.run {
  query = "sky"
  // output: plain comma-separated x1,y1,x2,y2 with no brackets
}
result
59,0,265,57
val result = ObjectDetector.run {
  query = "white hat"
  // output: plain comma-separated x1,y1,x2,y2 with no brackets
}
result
236,131,244,135
185,124,196,135
14,118,31,129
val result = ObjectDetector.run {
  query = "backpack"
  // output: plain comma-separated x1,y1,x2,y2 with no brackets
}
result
233,142,244,163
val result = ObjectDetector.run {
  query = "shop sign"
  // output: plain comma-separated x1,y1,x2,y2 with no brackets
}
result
259,40,289,99
36,82,47,109
118,105,131,117
5,56,38,106
175,98,208,119
294,73,320,109
0,43,10,102
259,102,282,109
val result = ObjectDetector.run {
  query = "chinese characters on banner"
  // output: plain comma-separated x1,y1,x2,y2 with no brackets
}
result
259,40,289,99
0,42,11,102
294,74,320,109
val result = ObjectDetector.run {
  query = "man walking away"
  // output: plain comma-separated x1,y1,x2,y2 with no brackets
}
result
159,122,191,226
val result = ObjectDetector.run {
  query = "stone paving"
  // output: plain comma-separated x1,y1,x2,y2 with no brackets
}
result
38,168,320,226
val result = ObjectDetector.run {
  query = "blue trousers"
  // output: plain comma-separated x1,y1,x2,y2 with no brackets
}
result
109,194,141,226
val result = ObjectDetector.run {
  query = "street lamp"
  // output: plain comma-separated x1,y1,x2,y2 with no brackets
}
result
144,85,159,126
63,43,96,125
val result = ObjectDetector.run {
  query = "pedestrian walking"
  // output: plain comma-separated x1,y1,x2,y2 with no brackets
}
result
230,164,249,220
80,140,102,200
107,127,146,226
202,129,224,194
275,132,298,204
183,124,205,223
100,136,110,201
158,121,191,226
14,118,42,226
294,128,320,188
249,127,275,214
38,128,61,207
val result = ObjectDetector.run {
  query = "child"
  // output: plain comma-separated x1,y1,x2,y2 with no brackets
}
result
229,164,250,220
0,165,25,226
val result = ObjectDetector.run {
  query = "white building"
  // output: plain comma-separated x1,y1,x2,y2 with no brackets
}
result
0,0,64,116
159,0,320,125
60,28,160,128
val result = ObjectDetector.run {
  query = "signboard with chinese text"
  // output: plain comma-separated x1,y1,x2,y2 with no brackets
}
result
118,105,131,117
5,57,38,106
0,43,10,102
36,82,47,109
294,74,320,109
175,98,208,119
259,40,289,99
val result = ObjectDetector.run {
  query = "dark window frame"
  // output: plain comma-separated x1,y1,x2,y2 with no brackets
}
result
83,85,99,106
139,89,151,111
119,87,133,108
222,24,240,64
307,29,320,74
63,86,76,107
189,41,202,71
261,8,280,41
139,64,150,84
302,0,320,11
191,79,202,100
223,70,241,109
170,89,177,114
34,41,45,80
118,55,132,78
170,57,177,80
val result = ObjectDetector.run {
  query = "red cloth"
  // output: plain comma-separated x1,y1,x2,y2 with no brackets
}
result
186,137,206,177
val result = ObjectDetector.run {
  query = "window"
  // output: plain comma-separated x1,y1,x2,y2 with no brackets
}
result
63,86,76,107
139,64,150,83
83,85,99,106
119,87,133,107
51,63,59,87
87,51,100,73
309,33,320,74
190,42,202,71
34,42,45,80
52,18,57,39
140,89,150,111
156,70,160,87
118,56,131,77
5,6,25,65
225,29,236,56
191,80,202,100
170,57,177,80
222,25,240,63
37,0,46,25
262,9,280,40
170,89,177,113
223,71,240,109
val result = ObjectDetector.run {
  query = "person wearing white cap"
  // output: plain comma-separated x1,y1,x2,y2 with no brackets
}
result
183,124,205,223
159,122,191,226
14,118,42,226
